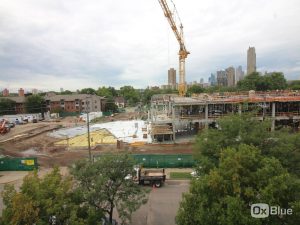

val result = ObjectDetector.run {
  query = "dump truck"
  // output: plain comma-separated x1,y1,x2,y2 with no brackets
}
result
133,166,166,188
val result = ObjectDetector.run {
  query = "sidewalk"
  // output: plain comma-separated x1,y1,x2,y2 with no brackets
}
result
0,167,69,184
0,171,29,184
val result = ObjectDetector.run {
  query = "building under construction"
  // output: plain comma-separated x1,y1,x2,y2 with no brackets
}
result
149,91,300,142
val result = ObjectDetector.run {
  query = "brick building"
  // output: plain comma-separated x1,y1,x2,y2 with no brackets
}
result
45,93,105,113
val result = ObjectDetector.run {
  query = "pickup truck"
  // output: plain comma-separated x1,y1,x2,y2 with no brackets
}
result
133,166,166,188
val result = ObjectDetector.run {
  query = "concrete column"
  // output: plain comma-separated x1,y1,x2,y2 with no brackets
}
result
238,104,242,115
271,102,276,131
205,104,209,128
172,106,176,142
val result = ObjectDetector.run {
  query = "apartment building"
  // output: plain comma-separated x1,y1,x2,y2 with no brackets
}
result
45,93,105,113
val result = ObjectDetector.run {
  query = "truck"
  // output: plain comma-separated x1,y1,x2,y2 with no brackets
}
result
133,166,166,188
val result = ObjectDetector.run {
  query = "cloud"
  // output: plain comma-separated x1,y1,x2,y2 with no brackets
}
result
0,0,300,92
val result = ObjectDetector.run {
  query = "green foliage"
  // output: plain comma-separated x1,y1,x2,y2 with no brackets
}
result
288,80,300,90
119,86,140,106
71,154,149,225
104,97,119,113
141,88,161,105
177,145,300,225
177,114,300,225
194,114,300,177
237,72,287,91
170,172,192,180
80,88,96,95
204,86,239,93
25,94,44,113
60,90,73,95
187,85,205,96
50,107,64,114
1,168,86,225
194,114,272,174
97,86,118,98
0,98,16,115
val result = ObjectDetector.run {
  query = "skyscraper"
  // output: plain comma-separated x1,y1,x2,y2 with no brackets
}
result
226,67,235,87
168,68,176,89
209,73,216,86
236,66,245,84
247,47,256,75
217,70,227,86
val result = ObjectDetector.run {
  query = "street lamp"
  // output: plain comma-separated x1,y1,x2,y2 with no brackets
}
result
86,97,92,162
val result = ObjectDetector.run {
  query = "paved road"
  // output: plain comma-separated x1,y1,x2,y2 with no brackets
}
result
131,180,190,225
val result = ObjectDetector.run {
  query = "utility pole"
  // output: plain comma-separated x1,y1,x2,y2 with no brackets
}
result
86,97,92,162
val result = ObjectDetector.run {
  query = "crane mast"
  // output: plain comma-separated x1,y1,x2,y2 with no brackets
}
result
158,0,190,96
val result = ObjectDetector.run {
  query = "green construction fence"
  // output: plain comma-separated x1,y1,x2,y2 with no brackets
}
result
132,154,195,168
0,157,38,171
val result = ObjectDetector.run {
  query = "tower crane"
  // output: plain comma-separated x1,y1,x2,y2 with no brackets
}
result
158,0,190,96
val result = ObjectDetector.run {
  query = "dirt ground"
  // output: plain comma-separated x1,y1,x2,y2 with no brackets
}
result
0,114,194,168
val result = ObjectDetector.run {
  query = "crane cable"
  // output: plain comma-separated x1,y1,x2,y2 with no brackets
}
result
170,0,182,26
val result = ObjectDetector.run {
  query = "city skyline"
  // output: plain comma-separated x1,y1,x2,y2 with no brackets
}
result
0,0,300,92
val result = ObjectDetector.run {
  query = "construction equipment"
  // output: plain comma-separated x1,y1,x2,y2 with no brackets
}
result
0,119,10,135
132,166,166,188
158,0,190,96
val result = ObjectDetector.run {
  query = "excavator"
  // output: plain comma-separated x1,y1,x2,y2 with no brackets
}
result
158,0,190,96
0,119,10,135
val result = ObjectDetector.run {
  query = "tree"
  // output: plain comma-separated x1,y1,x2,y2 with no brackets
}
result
104,97,119,113
97,86,118,98
1,168,86,225
141,88,161,105
264,72,287,90
237,72,261,90
0,98,16,115
119,86,140,106
176,145,300,225
237,72,287,91
80,88,96,95
177,113,300,225
25,94,44,113
187,85,204,96
288,80,300,90
71,154,149,225
60,90,73,95
194,114,300,177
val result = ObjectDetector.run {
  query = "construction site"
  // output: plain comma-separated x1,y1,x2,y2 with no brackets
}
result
1,0,300,166
150,90,300,142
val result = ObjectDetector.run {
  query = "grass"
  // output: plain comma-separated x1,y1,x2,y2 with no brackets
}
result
169,172,192,180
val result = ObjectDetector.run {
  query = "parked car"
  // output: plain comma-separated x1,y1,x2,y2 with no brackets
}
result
5,122,15,128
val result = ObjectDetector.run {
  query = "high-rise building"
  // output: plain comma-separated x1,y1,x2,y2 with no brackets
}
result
168,68,176,89
217,70,227,86
247,47,256,75
209,73,216,86
236,66,245,84
2,88,9,97
226,67,235,87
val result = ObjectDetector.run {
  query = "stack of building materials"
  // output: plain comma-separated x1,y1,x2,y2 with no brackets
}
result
54,129,117,147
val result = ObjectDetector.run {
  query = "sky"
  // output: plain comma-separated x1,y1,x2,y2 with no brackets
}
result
0,0,300,92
